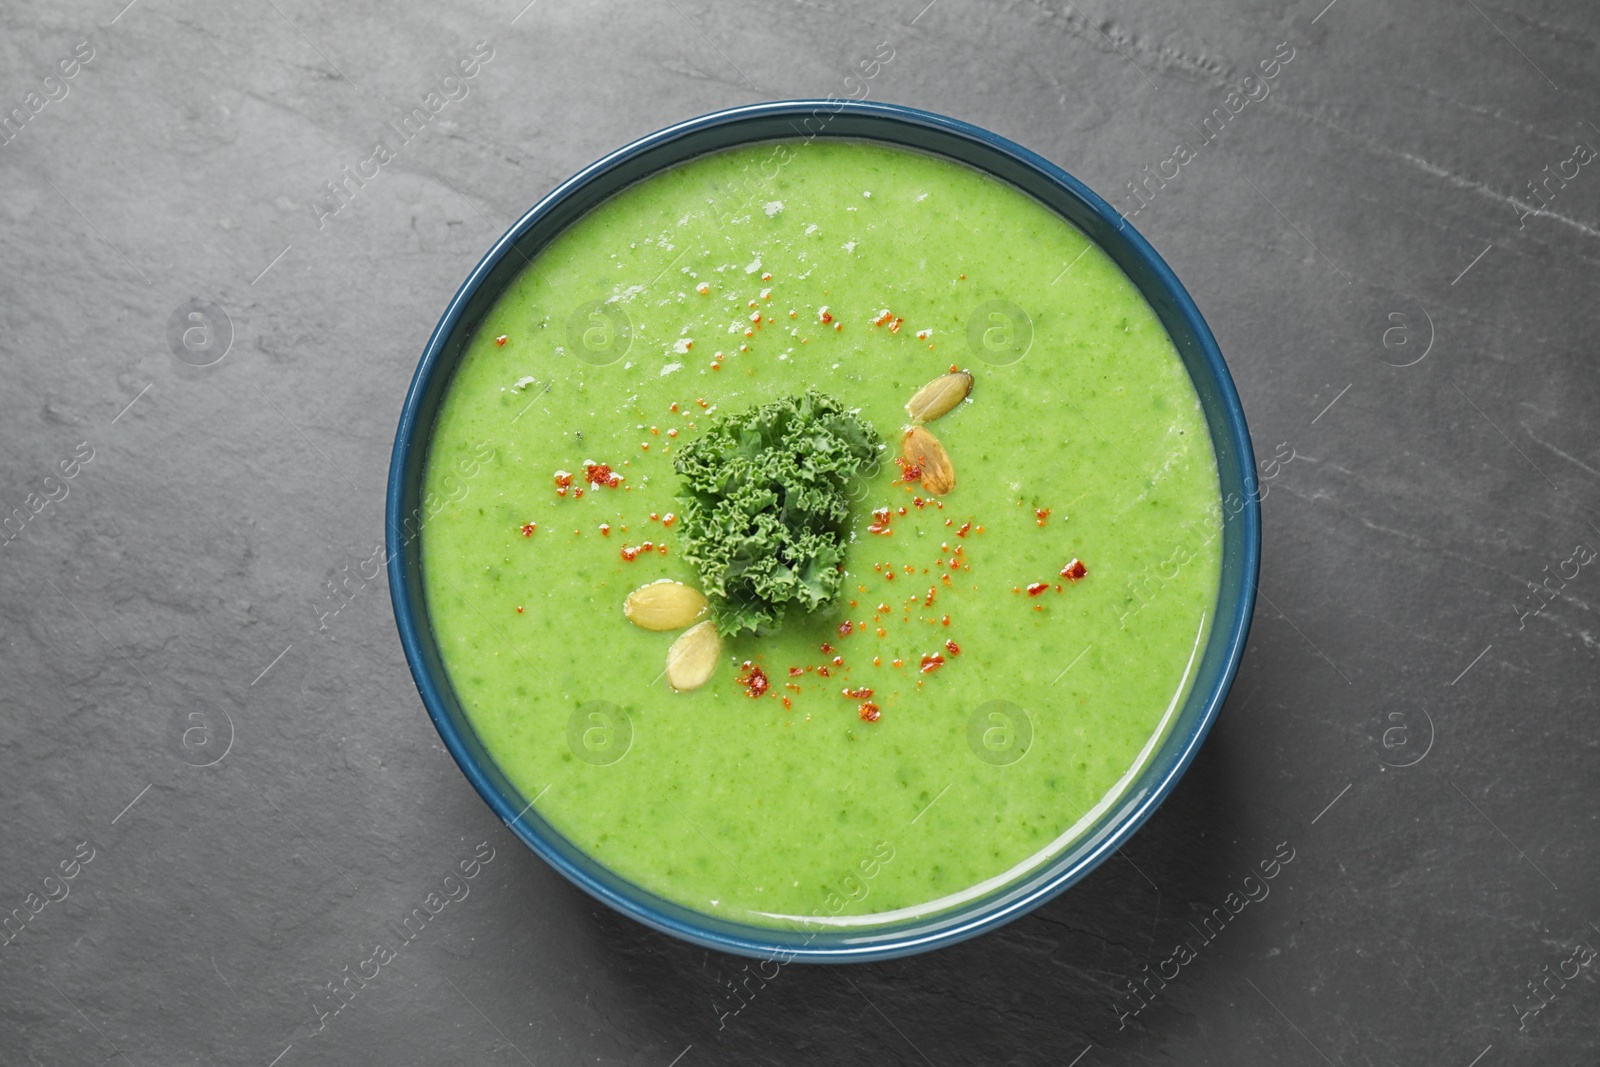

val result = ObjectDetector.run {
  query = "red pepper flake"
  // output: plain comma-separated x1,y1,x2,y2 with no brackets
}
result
583,462,623,488
819,307,833,324
620,545,640,561
1026,582,1049,596
573,488,584,499
1035,507,1051,526
670,402,680,412
641,541,654,552
858,702,881,722
553,470,573,489
736,662,770,698
519,522,537,537
838,621,854,636
662,513,677,527
888,316,904,334
941,614,951,626
817,665,831,677
1061,558,1088,581
668,428,679,437
868,507,893,535
884,570,895,581
832,655,844,666
948,362,960,373
924,588,936,606
696,398,709,408
843,686,873,700
789,666,805,677
944,639,961,656
515,605,523,613
956,522,972,538
658,543,669,555
919,652,945,673
599,523,611,536
820,642,835,655
892,658,904,668
895,457,922,483
782,696,792,709
493,334,508,348
876,627,887,638
912,496,926,509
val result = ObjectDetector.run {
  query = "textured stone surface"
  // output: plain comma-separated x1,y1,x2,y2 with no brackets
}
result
2,0,1598,1063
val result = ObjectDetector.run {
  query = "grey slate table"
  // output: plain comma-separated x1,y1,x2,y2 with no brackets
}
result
3,0,1597,1063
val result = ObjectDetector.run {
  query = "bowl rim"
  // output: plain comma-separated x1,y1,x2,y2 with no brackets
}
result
387,99,1261,962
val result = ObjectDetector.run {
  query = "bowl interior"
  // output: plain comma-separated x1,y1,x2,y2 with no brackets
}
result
387,100,1259,962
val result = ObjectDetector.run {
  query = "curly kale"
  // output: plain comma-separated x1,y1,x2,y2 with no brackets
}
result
673,389,881,636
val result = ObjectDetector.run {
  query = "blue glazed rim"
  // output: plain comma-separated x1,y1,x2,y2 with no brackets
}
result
387,100,1260,963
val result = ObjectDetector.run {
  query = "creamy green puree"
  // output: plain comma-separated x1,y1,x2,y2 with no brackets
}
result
421,140,1221,929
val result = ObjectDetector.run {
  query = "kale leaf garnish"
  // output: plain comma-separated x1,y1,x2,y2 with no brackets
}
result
673,389,881,636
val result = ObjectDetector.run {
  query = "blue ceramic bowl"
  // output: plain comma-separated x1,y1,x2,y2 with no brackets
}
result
387,100,1260,962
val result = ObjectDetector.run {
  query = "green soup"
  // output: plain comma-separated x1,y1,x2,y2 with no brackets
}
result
421,139,1222,929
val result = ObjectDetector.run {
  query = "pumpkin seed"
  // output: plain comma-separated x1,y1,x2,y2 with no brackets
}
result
905,370,973,423
666,621,721,691
624,579,709,631
902,425,956,495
